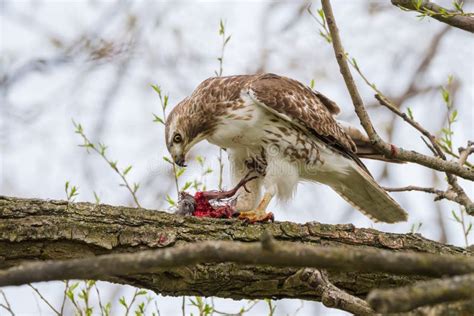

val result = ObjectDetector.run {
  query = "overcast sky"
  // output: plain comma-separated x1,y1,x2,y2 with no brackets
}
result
1,1,473,315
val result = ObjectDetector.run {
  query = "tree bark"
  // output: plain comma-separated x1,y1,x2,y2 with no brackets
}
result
0,195,471,302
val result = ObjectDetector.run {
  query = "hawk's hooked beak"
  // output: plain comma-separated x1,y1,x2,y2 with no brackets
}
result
174,154,187,167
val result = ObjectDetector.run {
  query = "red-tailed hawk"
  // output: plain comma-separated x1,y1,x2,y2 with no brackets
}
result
165,73,408,223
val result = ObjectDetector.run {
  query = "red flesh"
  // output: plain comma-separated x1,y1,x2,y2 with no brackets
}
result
192,191,235,218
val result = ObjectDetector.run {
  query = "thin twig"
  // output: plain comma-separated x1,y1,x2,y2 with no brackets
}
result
0,290,15,316
215,19,231,190
375,94,445,158
60,280,69,315
213,300,259,316
94,283,106,316
383,185,461,203
73,121,141,208
157,91,180,196
28,284,61,316
124,289,139,316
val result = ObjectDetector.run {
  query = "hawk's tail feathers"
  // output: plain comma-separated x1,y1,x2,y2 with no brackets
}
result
331,165,408,223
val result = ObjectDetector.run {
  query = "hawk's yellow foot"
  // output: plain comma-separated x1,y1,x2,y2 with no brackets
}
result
238,210,274,223
238,192,274,223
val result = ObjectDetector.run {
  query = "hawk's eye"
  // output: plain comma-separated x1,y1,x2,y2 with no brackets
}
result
173,134,182,143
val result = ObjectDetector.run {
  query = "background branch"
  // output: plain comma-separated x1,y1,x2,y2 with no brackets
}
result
391,0,474,33
367,273,474,313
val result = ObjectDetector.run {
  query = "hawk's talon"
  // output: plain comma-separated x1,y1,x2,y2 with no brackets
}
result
238,210,274,223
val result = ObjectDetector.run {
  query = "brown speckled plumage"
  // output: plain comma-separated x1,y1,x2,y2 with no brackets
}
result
165,73,408,223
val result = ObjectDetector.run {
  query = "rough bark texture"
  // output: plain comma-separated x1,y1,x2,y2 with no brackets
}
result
0,196,471,302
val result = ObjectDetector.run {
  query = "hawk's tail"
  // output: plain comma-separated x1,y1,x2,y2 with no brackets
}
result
330,164,408,223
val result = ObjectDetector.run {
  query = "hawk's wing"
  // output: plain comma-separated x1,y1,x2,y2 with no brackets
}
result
247,74,408,222
247,73,364,165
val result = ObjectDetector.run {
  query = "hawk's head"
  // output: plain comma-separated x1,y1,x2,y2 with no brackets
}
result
165,98,216,167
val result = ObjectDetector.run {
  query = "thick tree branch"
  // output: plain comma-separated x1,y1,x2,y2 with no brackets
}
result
2,232,474,287
367,273,474,312
391,0,474,33
0,195,471,304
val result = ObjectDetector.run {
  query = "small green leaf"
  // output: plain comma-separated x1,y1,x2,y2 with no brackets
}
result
447,75,454,85
181,181,192,191
163,156,173,164
109,161,118,170
450,109,458,122
441,128,453,136
441,88,450,104
351,57,358,69
166,194,175,206
196,296,203,306
176,167,185,178
93,191,100,204
309,79,315,89
414,0,423,10
453,0,464,13
317,8,325,22
151,84,161,96
132,182,140,193
407,107,414,120
123,165,132,176
196,155,204,166
119,296,127,308
153,114,164,124
219,19,225,35
466,222,473,236
69,282,79,291
98,143,107,155
104,303,111,316
452,210,462,223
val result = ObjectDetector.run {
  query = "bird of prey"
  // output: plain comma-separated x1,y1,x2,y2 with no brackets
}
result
165,73,408,223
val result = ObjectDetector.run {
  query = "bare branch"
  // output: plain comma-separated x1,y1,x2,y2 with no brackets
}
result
367,273,474,313
320,0,474,182
375,92,473,213
374,94,444,157
391,0,474,33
